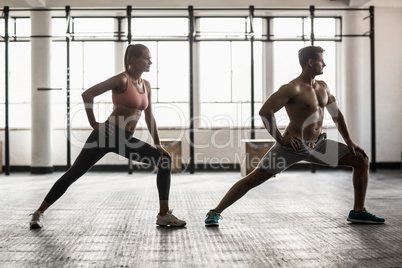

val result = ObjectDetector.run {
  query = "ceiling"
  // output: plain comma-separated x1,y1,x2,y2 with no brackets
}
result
1,0,401,9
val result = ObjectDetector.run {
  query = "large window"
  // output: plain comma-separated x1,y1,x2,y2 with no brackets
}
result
198,17,264,127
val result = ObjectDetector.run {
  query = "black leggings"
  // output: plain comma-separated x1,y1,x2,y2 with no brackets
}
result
44,122,171,204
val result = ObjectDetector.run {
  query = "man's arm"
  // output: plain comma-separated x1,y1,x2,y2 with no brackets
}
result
326,90,367,157
259,84,300,150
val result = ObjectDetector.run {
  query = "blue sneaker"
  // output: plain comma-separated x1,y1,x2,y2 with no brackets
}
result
205,209,221,227
347,208,385,224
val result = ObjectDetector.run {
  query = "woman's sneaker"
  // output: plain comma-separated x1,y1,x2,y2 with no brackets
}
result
29,211,44,229
347,208,385,224
205,209,221,227
156,209,186,227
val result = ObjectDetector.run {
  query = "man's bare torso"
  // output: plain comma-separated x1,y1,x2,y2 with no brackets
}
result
284,79,329,141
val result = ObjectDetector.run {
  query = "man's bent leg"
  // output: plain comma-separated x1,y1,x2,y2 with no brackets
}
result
339,151,385,223
338,151,369,212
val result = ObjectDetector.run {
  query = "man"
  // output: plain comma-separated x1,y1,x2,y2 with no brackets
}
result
205,46,384,226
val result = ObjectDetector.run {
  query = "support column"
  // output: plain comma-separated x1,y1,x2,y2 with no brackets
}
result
4,6,10,175
188,5,195,174
31,10,53,174
115,17,126,73
263,18,274,99
249,5,255,139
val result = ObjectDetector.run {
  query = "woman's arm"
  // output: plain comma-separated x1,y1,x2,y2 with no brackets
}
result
81,73,126,130
143,80,170,157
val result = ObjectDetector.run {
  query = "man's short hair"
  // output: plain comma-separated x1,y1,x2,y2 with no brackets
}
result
298,46,325,68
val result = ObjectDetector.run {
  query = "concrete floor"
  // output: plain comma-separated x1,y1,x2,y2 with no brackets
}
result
0,169,401,268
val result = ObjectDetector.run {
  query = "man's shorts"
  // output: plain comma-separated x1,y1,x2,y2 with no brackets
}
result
257,133,351,175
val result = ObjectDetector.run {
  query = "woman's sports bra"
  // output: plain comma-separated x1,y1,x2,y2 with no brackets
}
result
112,72,149,111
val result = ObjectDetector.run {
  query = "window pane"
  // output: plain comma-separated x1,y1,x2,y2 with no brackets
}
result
51,42,67,91
199,40,264,127
132,18,188,37
82,42,114,92
0,105,4,126
15,18,31,37
0,19,5,37
0,42,4,103
157,42,189,102
315,18,336,38
200,103,253,127
253,41,263,102
73,18,114,37
10,42,31,103
70,102,88,128
273,41,304,91
9,104,31,128
153,103,189,127
70,42,84,91
304,18,337,39
52,18,66,37
52,102,67,128
232,42,251,102
199,42,231,102
51,42,67,128
272,18,304,39
251,18,263,39
199,18,246,38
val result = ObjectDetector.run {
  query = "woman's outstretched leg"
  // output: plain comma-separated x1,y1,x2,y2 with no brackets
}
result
30,131,108,228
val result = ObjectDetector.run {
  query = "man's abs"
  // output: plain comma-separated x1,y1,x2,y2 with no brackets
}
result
285,120,323,141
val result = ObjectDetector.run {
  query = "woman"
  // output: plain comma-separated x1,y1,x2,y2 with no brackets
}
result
30,44,186,228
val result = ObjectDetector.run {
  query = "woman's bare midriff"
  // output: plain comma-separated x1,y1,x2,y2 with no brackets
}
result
109,107,142,133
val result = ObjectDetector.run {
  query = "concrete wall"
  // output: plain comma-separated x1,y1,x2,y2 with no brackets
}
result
374,7,402,162
339,6,402,163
